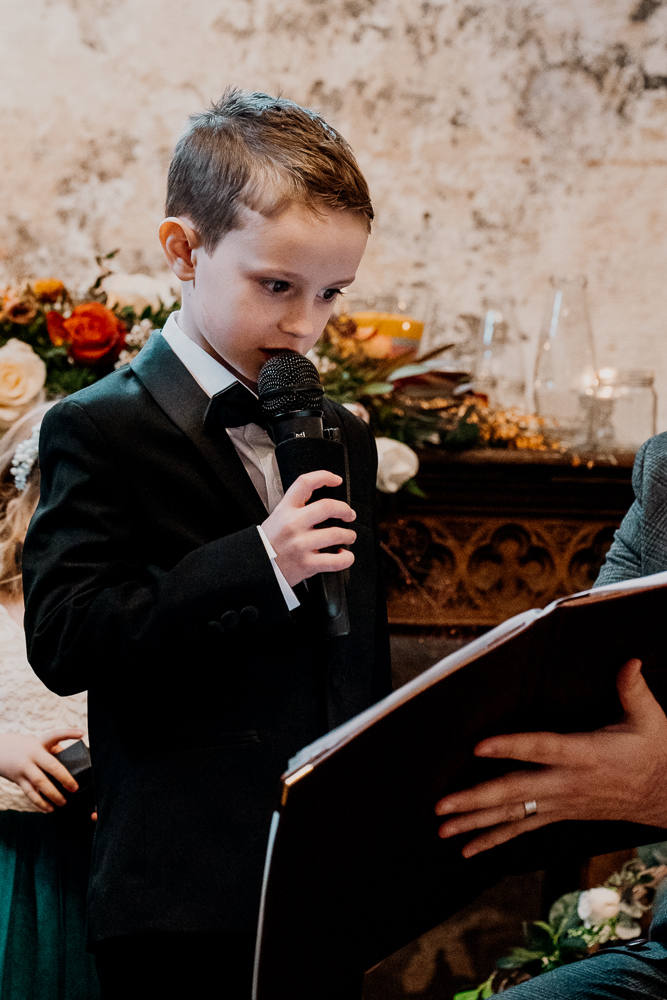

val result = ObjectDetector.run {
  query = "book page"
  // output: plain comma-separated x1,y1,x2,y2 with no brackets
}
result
556,569,667,608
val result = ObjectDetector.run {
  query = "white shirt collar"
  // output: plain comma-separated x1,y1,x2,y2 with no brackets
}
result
161,311,237,399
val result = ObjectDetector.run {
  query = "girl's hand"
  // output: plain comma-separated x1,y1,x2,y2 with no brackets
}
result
0,729,84,813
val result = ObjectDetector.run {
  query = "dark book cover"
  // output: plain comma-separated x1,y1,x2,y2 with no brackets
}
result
254,573,667,999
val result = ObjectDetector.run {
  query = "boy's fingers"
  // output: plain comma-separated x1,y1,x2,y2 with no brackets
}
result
285,471,343,507
302,549,355,577
310,527,357,550
300,498,356,527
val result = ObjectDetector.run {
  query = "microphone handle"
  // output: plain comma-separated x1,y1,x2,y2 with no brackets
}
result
268,410,350,638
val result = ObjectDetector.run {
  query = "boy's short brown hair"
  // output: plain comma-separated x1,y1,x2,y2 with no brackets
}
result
166,87,373,252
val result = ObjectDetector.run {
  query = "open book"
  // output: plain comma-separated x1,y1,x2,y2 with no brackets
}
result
253,572,667,1000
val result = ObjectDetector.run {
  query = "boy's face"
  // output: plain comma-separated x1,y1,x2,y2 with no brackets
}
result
176,203,369,387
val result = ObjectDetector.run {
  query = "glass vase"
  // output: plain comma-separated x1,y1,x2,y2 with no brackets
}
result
534,276,597,448
473,299,527,410
582,368,657,453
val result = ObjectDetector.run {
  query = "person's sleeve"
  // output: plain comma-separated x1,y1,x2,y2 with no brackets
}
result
22,398,295,696
256,525,300,611
594,440,647,587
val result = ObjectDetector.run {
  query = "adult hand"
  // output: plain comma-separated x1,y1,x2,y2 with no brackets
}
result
261,471,356,587
0,728,83,813
435,659,667,857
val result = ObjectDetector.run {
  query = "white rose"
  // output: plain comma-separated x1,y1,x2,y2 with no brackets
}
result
101,273,178,315
614,918,642,940
577,887,620,927
343,402,370,424
0,339,46,429
375,437,419,493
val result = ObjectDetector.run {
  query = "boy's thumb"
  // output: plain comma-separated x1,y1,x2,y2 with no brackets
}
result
616,658,660,724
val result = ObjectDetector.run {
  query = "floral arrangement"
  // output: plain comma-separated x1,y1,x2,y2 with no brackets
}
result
454,856,667,998
0,254,178,430
313,315,557,455
0,279,556,492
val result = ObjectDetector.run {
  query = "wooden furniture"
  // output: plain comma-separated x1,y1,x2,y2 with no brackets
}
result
379,448,635,628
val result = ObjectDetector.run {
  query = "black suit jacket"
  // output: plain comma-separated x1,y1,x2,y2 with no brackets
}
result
22,332,391,944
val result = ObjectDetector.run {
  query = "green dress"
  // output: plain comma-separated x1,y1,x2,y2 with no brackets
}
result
0,604,99,998
0,809,99,999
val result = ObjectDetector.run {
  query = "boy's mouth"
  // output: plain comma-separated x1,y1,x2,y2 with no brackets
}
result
259,347,295,357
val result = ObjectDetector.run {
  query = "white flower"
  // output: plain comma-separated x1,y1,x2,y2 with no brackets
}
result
343,402,370,424
306,349,336,374
101,273,178,315
0,339,46,429
577,887,620,927
114,348,140,370
615,918,642,940
125,319,154,349
10,422,41,491
375,437,419,493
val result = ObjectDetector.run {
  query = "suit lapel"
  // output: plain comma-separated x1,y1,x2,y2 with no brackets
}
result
130,332,268,524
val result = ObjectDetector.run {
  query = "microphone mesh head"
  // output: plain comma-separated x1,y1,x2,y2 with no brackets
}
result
257,351,324,416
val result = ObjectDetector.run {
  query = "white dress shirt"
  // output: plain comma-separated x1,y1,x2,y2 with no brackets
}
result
161,312,299,611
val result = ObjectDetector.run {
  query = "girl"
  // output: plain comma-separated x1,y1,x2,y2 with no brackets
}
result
0,402,99,999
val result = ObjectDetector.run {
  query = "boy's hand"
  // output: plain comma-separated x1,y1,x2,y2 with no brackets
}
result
0,728,83,813
261,471,357,588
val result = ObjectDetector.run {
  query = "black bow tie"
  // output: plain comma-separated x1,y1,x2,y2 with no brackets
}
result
204,381,267,433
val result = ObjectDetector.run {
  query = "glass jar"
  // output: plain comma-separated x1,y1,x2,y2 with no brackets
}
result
583,369,657,453
534,276,597,448
473,299,527,410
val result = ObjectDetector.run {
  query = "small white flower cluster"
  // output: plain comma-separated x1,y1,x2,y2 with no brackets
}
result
115,319,154,370
125,318,153,348
306,349,337,374
10,422,41,491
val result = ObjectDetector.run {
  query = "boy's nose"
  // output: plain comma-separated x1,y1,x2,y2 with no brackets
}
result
278,305,316,340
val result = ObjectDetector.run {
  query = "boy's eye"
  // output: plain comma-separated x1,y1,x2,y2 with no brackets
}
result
263,280,291,294
322,288,343,301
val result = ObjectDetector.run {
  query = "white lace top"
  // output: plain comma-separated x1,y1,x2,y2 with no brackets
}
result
0,604,88,811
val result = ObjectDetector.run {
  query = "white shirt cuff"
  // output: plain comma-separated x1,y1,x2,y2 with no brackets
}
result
256,525,300,612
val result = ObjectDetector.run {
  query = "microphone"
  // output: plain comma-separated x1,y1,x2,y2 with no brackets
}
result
257,351,350,638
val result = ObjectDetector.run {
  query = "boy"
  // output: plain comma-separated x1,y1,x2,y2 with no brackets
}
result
23,89,391,999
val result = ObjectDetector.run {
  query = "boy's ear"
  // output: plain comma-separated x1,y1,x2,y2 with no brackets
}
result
159,218,201,281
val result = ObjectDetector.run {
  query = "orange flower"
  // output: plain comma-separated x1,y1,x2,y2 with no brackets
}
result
48,302,126,365
33,278,66,302
46,310,68,346
2,292,37,325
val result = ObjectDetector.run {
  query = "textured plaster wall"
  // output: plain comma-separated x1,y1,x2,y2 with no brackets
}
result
3,0,667,424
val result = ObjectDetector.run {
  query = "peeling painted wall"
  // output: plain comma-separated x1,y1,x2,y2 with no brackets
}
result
4,0,667,424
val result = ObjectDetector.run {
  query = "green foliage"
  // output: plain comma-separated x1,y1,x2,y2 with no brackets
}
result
548,892,581,936
453,974,494,999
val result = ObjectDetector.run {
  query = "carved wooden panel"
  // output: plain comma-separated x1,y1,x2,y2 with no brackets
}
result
381,515,618,627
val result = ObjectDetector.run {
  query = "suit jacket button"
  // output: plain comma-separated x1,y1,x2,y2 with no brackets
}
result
220,610,239,630
240,606,259,624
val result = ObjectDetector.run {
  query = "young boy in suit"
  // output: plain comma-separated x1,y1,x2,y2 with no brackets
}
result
22,89,391,999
